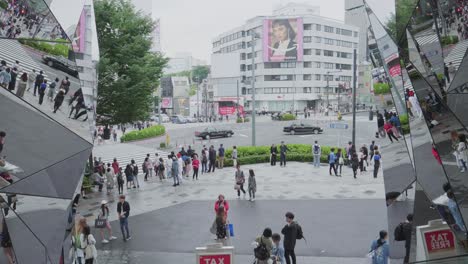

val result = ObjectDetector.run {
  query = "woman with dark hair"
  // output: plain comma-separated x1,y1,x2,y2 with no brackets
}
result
53,88,66,113
369,230,389,264
270,19,298,59
80,225,97,264
457,134,468,172
215,206,227,240
124,164,134,189
98,200,117,244
1,219,15,264
255,228,273,264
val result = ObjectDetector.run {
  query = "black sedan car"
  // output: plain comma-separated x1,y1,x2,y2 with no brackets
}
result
42,55,79,78
283,123,323,135
195,127,234,139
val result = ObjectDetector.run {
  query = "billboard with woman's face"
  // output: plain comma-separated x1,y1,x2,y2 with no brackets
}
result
263,18,303,62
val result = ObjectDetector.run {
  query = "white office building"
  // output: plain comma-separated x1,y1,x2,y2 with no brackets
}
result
211,3,359,113
131,0,161,52
164,53,208,74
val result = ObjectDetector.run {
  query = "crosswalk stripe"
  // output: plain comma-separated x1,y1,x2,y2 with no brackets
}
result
415,33,439,46
93,145,172,169
0,38,49,79
444,39,468,70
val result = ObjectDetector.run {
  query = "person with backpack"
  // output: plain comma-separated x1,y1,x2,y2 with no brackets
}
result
116,167,124,194
254,228,273,264
124,164,134,189
33,70,44,96
312,141,321,168
235,164,246,199
328,148,338,176
131,159,140,188
47,77,59,101
394,214,412,264
271,233,285,264
248,169,257,202
279,141,289,167
373,151,381,179
38,79,47,105
98,200,117,244
369,141,376,165
281,212,302,264
369,230,389,264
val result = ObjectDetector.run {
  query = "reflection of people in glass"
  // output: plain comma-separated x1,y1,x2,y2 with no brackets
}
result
270,20,297,59
447,191,466,231
1,219,15,264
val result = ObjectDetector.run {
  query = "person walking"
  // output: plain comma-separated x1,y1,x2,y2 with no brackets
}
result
214,194,230,217
98,200,117,244
146,154,154,179
369,230,389,264
201,147,208,173
116,168,124,194
72,218,88,264
15,72,27,97
457,134,468,172
124,164,134,189
1,219,15,264
373,151,381,178
384,121,399,143
157,157,165,181
218,144,225,169
255,228,273,264
105,167,115,195
232,146,238,168
33,70,44,96
53,88,66,113
215,206,227,241
130,159,140,188
376,111,386,138
171,156,180,186
328,148,338,176
281,212,299,264
271,233,286,264
336,148,344,176
235,164,246,199
27,69,36,93
38,79,47,105
248,169,257,201
369,141,376,165
312,141,321,168
351,153,359,179
280,141,289,167
143,157,151,181
112,158,119,174
192,154,200,180
47,77,58,102
400,214,413,264
80,225,97,264
270,144,278,166
117,195,131,241
208,146,216,173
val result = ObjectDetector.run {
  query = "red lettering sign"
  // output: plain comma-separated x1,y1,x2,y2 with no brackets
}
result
389,65,401,77
199,254,231,264
424,229,455,254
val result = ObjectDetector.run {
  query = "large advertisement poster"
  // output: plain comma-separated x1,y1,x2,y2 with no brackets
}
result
71,9,86,53
263,18,303,62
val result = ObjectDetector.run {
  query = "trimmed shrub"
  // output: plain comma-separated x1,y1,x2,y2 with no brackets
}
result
399,114,409,126
222,144,347,166
402,124,410,135
19,39,70,57
236,117,250,123
441,35,459,46
373,83,391,95
159,142,166,149
120,125,165,142
281,113,296,121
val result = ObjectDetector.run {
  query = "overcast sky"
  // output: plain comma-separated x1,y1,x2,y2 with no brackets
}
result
48,0,394,62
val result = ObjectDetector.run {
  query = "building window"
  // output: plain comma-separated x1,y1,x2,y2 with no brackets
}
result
337,52,352,59
314,62,321,68
303,87,312,93
264,62,296,68
280,62,296,68
240,65,246,71
336,28,340,34
341,41,352,48
353,42,358,48
304,49,312,55
354,31,358,37
340,76,352,82
336,64,352,70
304,62,312,68
264,88,273,94
324,75,333,81
324,50,334,57
315,74,321,81
336,40,341,46
324,62,334,69
314,37,322,43
316,24,321,31
340,29,352,36
247,53,252,59
304,36,312,43
304,24,312,30
324,26,334,33
264,75,294,81
240,53,246,60
303,74,312,80
315,49,321,55
324,38,334,45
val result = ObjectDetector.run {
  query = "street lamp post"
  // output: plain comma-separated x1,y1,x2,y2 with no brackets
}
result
325,70,342,115
195,77,200,119
158,86,162,125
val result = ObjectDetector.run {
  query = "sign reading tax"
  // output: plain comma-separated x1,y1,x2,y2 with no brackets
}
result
199,254,231,264
424,229,455,254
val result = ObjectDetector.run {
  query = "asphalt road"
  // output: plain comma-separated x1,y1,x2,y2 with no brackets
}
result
134,112,377,153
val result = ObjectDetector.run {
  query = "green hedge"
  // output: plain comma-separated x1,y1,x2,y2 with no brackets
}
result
222,144,347,166
373,83,391,95
281,113,296,121
441,35,458,46
19,39,70,57
236,117,250,123
0,1,7,10
400,114,409,126
121,125,165,142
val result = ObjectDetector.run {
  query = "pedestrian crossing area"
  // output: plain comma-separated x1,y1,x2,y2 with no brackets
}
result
415,30,439,46
444,39,468,70
0,38,48,79
93,143,172,169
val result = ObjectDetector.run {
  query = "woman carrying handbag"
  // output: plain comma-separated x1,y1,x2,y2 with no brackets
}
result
234,164,246,199
81,226,98,264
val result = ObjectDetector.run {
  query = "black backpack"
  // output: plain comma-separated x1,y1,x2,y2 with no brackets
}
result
159,163,165,171
313,145,320,154
133,165,139,175
394,223,405,241
296,223,304,240
254,237,270,261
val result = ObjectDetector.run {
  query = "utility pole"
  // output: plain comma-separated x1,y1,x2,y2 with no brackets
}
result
352,49,357,146
236,80,240,118
326,72,330,112
251,32,257,146
196,77,200,119
158,86,162,125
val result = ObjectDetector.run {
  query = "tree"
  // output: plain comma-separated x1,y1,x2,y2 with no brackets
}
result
94,0,168,125
191,65,210,82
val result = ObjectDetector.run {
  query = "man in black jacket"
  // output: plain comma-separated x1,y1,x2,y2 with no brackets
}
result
376,111,386,138
281,212,298,264
117,195,131,241
208,145,216,173
403,213,413,264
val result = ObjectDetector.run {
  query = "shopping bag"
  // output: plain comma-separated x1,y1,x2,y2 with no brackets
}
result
228,223,234,237
94,218,106,228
